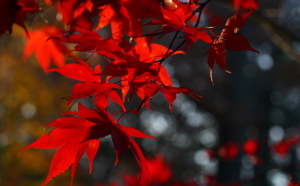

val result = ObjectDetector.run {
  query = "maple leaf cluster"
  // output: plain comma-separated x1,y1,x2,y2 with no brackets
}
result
0,0,262,185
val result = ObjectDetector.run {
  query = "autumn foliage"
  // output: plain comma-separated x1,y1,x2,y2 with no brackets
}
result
7,0,297,185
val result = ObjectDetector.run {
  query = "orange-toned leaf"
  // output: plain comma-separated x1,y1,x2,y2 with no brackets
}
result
23,26,68,70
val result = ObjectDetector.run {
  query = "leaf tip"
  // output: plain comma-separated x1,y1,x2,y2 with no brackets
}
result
169,104,173,113
19,148,26,154
19,144,33,154
225,70,232,74
210,69,214,85
114,150,119,165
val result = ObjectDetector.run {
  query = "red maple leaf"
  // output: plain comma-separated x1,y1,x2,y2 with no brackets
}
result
96,4,117,29
56,31,193,111
56,0,107,32
150,0,212,48
21,103,156,186
55,27,121,52
20,116,100,186
133,36,185,63
96,41,200,111
107,0,162,36
0,0,38,36
208,11,259,83
135,82,201,111
59,0,162,37
47,56,125,110
23,26,69,70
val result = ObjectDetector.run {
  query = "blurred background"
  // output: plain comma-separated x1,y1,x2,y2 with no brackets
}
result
1,0,300,185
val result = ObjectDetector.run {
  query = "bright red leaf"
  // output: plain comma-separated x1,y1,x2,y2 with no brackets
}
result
20,116,100,186
21,103,156,186
109,0,162,36
91,39,200,111
55,27,121,52
56,0,107,32
23,26,69,70
47,56,125,109
134,36,185,63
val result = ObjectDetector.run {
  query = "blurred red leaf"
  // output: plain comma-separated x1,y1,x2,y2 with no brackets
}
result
232,0,259,10
219,141,239,160
243,138,258,156
243,138,261,164
23,26,68,70
288,181,300,186
272,134,300,157
287,175,300,186
123,154,172,186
